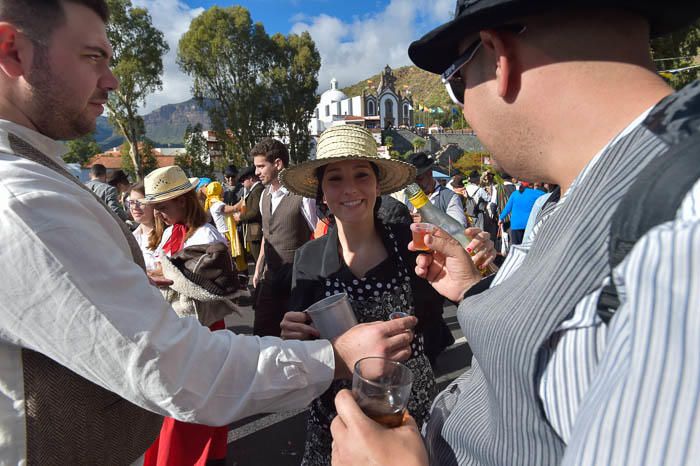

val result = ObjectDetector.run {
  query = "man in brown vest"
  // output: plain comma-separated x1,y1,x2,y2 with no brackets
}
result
0,1,417,464
252,138,317,336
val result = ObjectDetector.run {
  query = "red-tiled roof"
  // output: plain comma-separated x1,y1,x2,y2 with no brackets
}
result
85,149,177,170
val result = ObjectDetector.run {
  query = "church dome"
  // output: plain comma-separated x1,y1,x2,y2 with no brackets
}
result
319,78,347,106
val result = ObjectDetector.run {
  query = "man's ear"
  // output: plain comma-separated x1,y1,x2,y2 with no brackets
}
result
0,23,32,78
274,158,285,171
480,29,519,100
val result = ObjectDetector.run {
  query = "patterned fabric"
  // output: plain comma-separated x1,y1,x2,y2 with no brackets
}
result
300,227,436,466
423,88,690,466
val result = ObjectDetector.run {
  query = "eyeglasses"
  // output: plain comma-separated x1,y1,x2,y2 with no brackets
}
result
441,24,526,108
127,199,145,210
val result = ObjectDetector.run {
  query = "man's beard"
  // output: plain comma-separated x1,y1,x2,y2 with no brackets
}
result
25,47,99,140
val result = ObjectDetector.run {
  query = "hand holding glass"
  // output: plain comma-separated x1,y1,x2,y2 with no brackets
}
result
352,357,414,428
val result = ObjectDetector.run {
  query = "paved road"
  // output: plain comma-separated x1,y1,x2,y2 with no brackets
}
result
223,299,471,466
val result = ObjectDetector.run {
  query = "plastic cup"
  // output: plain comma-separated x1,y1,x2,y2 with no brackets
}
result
352,357,414,428
411,223,435,251
305,292,358,340
389,311,410,320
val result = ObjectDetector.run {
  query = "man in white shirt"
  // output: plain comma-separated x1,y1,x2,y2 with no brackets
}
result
252,137,317,336
0,2,416,464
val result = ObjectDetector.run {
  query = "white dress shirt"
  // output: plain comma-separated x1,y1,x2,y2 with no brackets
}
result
132,224,158,271
259,183,317,231
0,120,334,464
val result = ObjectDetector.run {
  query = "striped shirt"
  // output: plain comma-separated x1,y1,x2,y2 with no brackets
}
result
424,82,700,465
500,105,700,461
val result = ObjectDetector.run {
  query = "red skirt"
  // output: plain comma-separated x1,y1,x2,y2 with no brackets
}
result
143,320,228,466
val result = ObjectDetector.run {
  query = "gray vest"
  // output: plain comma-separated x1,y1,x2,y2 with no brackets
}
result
424,86,696,466
8,134,163,465
405,184,454,214
260,186,311,276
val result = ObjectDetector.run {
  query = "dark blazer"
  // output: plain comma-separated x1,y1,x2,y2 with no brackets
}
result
289,220,444,334
239,182,263,242
85,179,128,221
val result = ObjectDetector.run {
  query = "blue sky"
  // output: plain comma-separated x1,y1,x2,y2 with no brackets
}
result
132,0,454,113
185,0,392,35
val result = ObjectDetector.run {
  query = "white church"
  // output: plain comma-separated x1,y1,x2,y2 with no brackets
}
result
309,65,415,137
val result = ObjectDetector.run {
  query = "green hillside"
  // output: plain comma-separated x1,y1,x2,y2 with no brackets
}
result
340,65,453,109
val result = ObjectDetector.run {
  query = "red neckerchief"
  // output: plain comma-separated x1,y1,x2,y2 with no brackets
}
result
162,223,187,256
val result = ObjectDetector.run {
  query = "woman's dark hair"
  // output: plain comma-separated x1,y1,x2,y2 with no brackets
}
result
314,161,382,225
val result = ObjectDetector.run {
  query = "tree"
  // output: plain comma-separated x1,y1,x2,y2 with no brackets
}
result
651,19,700,90
121,140,159,179
384,135,394,151
175,123,214,178
267,32,321,164
178,6,275,162
106,0,169,180
63,134,101,164
454,151,490,174
412,137,427,152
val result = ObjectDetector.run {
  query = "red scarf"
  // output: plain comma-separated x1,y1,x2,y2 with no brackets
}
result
162,223,187,256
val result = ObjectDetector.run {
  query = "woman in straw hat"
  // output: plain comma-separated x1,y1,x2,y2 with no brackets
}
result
279,125,442,465
140,165,230,466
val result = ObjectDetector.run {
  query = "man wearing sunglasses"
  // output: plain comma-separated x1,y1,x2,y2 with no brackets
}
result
331,1,700,465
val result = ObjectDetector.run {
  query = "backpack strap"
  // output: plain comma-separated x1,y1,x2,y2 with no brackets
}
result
597,129,700,323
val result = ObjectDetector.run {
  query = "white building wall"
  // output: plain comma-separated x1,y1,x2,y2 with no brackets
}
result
351,96,363,117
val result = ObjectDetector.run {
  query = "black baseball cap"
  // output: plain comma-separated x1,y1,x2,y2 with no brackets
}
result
409,0,700,75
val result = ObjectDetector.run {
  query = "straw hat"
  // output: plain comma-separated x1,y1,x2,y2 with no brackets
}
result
141,166,199,204
279,125,416,198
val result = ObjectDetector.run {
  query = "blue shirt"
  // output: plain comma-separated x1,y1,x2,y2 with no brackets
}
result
499,187,546,230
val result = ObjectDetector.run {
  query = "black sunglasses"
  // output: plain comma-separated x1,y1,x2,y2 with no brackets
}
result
441,24,526,108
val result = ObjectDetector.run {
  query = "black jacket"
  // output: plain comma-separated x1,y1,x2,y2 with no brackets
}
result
289,220,444,333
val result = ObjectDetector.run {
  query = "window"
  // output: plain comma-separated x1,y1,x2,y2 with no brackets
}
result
367,101,375,116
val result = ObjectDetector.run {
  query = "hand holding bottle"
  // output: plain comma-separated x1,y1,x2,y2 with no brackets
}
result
464,227,497,269
409,225,482,302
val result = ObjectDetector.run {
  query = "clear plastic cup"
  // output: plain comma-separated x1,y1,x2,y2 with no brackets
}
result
305,292,358,340
410,223,435,251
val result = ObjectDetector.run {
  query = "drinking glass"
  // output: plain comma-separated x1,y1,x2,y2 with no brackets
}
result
352,357,414,428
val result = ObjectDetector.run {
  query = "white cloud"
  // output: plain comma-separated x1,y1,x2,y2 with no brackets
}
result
132,0,204,114
291,0,453,93
125,0,455,114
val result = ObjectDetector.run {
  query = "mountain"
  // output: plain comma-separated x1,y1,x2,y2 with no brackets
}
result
143,99,211,146
94,99,211,150
340,65,452,109
94,66,450,150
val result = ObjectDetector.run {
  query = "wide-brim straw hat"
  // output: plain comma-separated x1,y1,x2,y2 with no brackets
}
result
141,166,199,204
279,125,416,198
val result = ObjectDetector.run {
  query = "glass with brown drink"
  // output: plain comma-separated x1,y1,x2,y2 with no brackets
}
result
352,357,414,428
